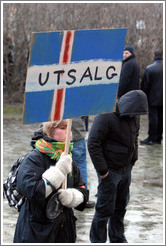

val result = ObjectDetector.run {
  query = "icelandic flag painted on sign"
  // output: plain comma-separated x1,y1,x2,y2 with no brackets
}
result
23,28,127,124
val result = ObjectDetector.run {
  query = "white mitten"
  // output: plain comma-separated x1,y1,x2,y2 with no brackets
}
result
42,154,72,190
56,153,72,176
42,166,65,190
58,188,84,208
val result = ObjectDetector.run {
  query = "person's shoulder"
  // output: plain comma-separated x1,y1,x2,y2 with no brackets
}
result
95,112,114,120
94,112,117,124
72,117,85,130
22,149,50,171
130,56,139,66
125,54,135,62
25,149,45,162
146,63,154,69
124,56,138,68
146,62,157,72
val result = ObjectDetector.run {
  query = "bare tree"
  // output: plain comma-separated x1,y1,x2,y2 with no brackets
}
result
3,2,163,103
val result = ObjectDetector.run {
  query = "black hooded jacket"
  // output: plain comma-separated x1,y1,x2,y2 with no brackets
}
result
88,90,148,175
117,54,140,98
13,130,89,243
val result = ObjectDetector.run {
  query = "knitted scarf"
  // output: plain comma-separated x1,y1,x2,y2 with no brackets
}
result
35,138,73,161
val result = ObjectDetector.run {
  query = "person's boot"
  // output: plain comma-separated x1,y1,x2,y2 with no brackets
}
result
140,138,155,145
110,236,128,243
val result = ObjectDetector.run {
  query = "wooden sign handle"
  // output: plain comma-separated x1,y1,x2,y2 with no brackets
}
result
62,118,72,189
64,118,72,155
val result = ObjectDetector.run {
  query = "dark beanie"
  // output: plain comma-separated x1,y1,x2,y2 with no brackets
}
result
124,46,134,54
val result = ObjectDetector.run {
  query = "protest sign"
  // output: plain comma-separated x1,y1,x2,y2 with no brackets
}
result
23,28,127,124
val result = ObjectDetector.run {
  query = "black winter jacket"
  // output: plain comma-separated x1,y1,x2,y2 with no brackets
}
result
117,54,140,98
88,112,139,175
14,146,89,243
141,59,163,106
88,90,148,176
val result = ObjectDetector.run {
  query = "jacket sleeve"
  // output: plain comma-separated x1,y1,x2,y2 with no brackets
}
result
131,135,138,164
71,160,89,211
16,151,47,202
88,114,110,176
131,117,140,164
118,62,134,98
141,68,150,93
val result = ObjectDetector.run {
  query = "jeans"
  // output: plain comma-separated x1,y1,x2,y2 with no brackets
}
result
90,164,133,243
72,138,88,189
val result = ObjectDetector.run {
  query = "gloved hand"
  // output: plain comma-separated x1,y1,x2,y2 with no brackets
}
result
58,188,84,208
42,153,72,190
56,152,72,175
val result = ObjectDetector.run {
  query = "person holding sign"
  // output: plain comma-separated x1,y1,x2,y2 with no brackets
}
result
88,90,148,243
13,120,89,243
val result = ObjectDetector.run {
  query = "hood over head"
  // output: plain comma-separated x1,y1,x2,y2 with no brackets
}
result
116,90,148,116
30,125,44,148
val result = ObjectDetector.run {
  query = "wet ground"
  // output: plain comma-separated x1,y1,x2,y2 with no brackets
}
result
2,115,164,244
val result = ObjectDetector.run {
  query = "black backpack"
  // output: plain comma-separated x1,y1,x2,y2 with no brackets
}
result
3,156,26,211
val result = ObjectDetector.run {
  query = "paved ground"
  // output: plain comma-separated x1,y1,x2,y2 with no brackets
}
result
2,115,164,244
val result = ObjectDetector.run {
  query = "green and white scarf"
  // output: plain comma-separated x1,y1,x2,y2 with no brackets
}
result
35,138,73,161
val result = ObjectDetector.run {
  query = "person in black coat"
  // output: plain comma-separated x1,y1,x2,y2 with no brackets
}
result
13,120,89,243
140,50,163,145
117,46,140,98
88,90,148,243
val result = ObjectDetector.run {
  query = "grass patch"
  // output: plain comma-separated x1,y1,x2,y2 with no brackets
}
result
3,104,23,117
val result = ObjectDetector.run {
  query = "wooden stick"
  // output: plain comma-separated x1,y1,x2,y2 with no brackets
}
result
62,118,72,189
113,93,118,112
64,118,72,155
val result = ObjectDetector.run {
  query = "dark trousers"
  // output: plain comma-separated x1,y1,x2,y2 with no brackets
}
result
90,164,133,243
148,106,163,142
